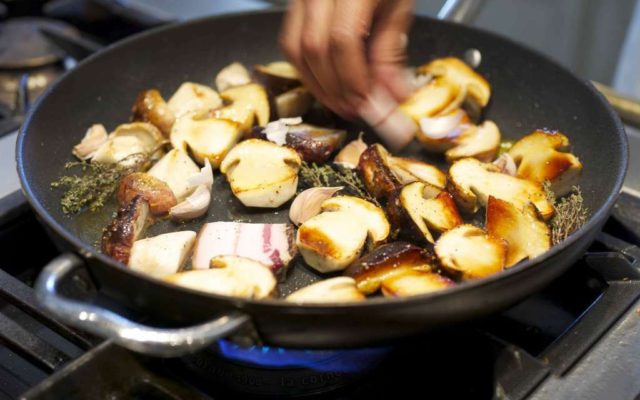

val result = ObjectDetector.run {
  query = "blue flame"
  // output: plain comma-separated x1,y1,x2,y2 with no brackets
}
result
217,340,390,372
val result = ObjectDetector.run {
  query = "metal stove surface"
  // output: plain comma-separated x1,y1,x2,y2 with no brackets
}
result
0,190,636,399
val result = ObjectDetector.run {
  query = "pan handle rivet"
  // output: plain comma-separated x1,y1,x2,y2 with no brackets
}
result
464,48,482,69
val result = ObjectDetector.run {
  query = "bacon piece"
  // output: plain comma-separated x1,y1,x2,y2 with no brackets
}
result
192,222,297,278
102,196,150,264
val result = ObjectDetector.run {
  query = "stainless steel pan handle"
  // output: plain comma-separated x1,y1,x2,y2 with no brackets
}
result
34,253,250,357
437,0,487,24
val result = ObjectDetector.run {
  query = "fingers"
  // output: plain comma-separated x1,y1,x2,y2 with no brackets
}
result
369,0,415,102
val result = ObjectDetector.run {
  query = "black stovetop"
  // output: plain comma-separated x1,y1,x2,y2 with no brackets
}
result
0,189,638,400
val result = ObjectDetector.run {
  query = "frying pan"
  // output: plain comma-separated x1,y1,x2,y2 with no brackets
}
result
18,10,628,356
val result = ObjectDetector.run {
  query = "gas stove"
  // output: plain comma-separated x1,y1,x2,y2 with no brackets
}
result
0,189,637,399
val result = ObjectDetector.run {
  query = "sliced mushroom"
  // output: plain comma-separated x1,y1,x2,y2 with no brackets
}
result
448,158,555,220
435,224,507,280
212,104,255,134
445,120,501,162
102,196,150,264
254,61,300,95
148,149,200,201
128,231,197,278
285,124,346,163
357,144,401,201
387,156,447,189
72,124,108,160
418,57,491,112
215,62,252,92
399,78,459,122
486,196,550,267
387,182,463,244
507,130,583,196
131,89,175,137
297,196,390,273
344,242,434,294
164,256,276,299
276,86,314,118
286,277,365,303
117,172,177,216
220,139,301,208
170,113,242,168
92,122,164,165
167,82,223,118
220,83,270,126
381,270,454,298
320,195,390,245
334,133,368,169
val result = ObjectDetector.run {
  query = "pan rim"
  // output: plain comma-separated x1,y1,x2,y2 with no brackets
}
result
16,10,629,311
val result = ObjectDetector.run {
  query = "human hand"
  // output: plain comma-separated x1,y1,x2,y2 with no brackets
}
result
280,0,415,121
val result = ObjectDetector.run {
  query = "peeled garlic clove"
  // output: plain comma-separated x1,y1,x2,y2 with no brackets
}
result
188,158,213,190
418,110,464,140
492,153,517,176
170,184,211,220
289,186,343,225
72,124,108,160
333,133,367,169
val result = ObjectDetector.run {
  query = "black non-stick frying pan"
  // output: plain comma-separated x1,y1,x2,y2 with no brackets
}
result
17,10,628,356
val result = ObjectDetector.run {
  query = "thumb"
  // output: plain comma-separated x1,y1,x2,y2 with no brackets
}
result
368,0,414,102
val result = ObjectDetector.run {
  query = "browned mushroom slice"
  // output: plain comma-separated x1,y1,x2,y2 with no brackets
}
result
485,196,550,267
215,62,252,92
448,158,555,220
381,270,454,298
357,143,401,200
254,61,301,95
507,130,583,196
415,109,471,153
445,120,501,163
131,89,176,137
286,277,365,303
167,82,223,118
220,83,271,127
276,86,314,118
387,156,447,189
285,124,346,163
344,242,434,294
435,224,507,280
399,78,459,122
102,196,150,264
117,172,177,216
334,134,368,169
387,182,463,244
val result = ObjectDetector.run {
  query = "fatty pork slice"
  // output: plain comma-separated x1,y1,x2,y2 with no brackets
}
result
192,222,297,278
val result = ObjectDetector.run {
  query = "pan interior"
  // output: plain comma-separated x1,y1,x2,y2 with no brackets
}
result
18,12,627,298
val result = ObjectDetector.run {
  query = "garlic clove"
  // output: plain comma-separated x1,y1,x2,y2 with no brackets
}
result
418,110,464,140
289,186,343,226
169,184,211,220
72,124,108,160
333,133,367,169
187,158,213,190
492,153,517,176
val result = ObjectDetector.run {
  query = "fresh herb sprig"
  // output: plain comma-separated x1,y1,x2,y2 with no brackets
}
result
544,182,589,245
299,161,380,207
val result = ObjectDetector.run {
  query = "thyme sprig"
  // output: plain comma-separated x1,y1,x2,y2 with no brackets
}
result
299,161,380,207
544,182,589,245
51,153,149,214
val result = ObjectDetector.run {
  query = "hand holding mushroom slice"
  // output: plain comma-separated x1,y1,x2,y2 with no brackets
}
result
215,62,252,92
169,159,214,220
444,120,501,163
102,196,150,264
448,158,555,219
387,156,447,190
131,89,176,137
167,82,223,118
191,222,297,278
117,172,177,216
286,277,365,303
170,113,242,168
148,149,200,201
486,196,550,267
92,122,164,165
220,139,301,208
435,224,507,280
344,242,435,295
72,124,108,160
418,57,491,115
387,182,463,244
220,83,271,127
164,256,276,299
297,196,390,273
254,61,300,95
381,270,454,298
128,231,196,278
507,130,583,196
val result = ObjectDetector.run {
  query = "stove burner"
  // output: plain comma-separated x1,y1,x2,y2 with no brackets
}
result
0,17,80,69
